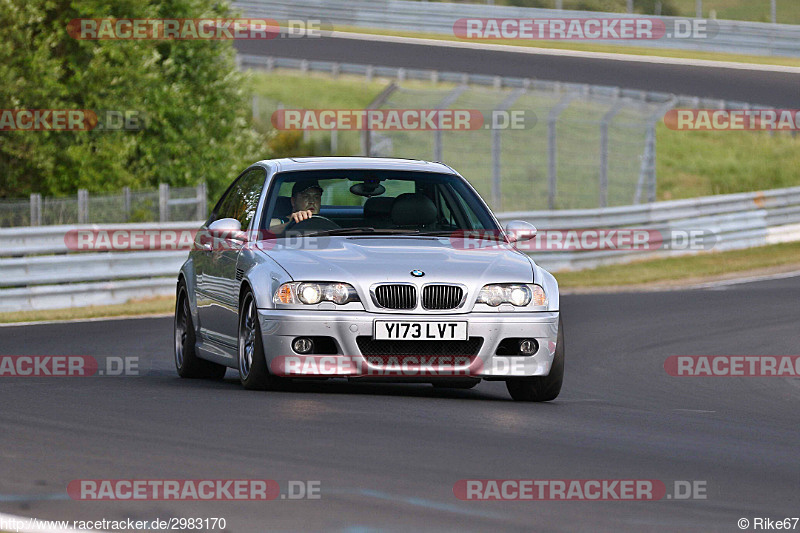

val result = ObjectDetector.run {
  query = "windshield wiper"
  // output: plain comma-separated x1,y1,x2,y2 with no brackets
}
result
301,227,423,237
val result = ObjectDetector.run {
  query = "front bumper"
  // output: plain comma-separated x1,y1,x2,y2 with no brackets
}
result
257,309,559,378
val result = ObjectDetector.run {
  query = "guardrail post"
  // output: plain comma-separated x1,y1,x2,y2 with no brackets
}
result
123,187,131,222
547,94,576,210
77,189,88,224
159,183,170,222
252,95,259,121
196,182,207,221
330,129,338,154
626,0,633,13
30,194,42,226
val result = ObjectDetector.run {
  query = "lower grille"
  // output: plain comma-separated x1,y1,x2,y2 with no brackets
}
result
356,336,483,357
374,284,417,309
422,284,464,310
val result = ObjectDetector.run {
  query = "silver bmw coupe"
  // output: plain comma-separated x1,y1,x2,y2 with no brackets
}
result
175,157,563,401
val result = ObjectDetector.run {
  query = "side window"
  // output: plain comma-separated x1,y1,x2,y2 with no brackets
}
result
212,168,266,229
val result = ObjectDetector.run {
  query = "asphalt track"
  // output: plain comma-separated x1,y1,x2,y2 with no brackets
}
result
234,35,800,108
1,276,798,531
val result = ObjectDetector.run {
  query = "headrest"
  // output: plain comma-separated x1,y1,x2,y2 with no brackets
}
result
363,196,395,219
390,193,437,227
273,196,292,219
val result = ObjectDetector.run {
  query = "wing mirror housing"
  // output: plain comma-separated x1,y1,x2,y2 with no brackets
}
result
504,220,537,243
207,218,247,242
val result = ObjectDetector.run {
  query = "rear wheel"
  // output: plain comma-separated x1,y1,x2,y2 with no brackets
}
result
238,291,285,391
506,317,564,402
174,283,226,380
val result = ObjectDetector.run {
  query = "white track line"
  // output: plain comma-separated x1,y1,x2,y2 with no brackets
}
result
0,313,172,328
330,30,800,73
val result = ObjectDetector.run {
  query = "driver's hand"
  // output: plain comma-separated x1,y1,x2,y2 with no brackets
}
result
290,210,314,223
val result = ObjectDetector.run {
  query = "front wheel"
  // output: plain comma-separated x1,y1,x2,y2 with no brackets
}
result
238,291,286,391
174,283,226,380
505,317,564,402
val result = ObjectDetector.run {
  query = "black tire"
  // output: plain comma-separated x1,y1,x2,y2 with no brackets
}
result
174,283,227,380
506,317,564,402
238,290,286,391
432,380,479,390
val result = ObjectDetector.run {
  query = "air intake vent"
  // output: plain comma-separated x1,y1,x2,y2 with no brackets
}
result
374,284,417,309
422,285,464,310
235,268,244,281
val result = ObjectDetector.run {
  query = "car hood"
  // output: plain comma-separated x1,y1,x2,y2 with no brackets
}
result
257,236,534,287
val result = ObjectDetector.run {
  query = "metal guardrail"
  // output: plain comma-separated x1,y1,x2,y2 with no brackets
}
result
233,0,800,57
2,186,800,311
0,222,200,312
496,185,800,270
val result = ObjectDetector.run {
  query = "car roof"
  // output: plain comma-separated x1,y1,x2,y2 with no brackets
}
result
253,157,458,174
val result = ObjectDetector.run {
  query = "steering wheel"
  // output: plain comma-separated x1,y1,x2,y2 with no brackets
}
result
284,214,340,232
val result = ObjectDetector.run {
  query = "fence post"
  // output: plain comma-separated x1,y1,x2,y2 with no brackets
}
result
195,182,207,221
159,183,170,222
433,85,469,162
363,82,398,156
77,189,88,224
490,88,526,210
599,101,625,208
547,94,576,210
252,95,259,121
123,186,131,222
29,193,42,226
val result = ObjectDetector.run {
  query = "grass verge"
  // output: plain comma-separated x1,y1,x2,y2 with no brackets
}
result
556,241,800,289
0,296,175,324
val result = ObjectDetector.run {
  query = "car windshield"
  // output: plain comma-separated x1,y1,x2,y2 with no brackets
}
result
261,169,500,237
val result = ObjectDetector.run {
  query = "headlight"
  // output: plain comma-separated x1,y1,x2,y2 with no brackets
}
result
477,284,547,308
274,282,360,305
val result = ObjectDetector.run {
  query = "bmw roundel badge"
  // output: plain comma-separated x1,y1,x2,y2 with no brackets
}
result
410,270,425,277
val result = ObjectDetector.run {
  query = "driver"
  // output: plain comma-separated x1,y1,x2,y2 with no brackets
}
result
270,180,323,234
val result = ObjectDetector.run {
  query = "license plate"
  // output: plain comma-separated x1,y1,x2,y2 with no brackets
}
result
374,321,468,341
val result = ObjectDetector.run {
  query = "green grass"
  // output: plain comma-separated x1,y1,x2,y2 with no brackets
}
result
671,0,800,24
331,24,800,68
0,296,175,324
556,241,800,287
405,0,800,25
656,125,800,200
248,71,800,204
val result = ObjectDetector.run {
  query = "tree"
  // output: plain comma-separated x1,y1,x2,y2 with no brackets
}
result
0,0,265,199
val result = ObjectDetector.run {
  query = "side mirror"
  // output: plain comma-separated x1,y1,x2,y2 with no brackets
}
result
504,220,537,243
207,218,247,242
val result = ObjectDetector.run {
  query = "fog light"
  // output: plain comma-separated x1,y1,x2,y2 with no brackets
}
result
519,339,538,355
293,337,313,354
